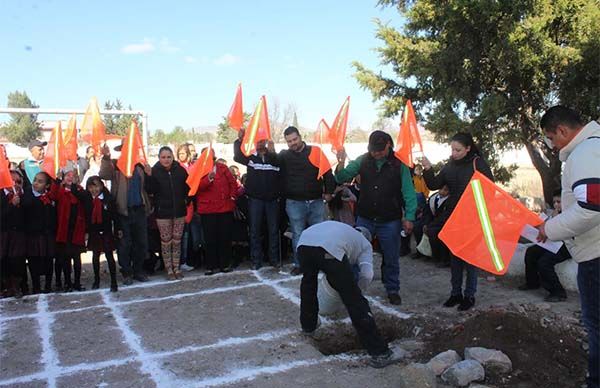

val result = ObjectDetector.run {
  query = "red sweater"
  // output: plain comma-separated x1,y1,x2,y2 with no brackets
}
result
195,163,238,214
50,183,86,246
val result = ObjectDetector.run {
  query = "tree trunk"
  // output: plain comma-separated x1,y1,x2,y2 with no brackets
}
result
524,141,562,206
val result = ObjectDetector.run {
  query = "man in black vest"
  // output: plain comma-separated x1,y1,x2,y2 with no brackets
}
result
335,131,417,305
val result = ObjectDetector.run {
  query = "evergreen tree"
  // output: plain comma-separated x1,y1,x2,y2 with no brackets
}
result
1,91,40,146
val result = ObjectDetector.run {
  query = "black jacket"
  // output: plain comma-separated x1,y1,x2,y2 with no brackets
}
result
145,161,190,219
22,188,57,235
423,153,494,226
0,190,26,233
277,144,335,201
233,139,281,201
80,189,117,235
356,152,405,222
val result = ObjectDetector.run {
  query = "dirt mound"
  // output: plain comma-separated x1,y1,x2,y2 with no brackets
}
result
421,310,587,388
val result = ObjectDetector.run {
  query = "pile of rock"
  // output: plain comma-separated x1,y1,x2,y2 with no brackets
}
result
397,347,512,387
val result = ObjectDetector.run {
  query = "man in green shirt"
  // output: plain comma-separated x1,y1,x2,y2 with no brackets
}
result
335,131,417,305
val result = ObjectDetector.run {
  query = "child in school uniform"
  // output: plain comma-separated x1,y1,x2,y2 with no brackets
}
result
22,171,57,294
83,176,118,292
50,168,87,292
0,170,27,298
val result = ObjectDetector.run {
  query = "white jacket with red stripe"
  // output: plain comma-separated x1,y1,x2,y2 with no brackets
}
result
546,120,600,263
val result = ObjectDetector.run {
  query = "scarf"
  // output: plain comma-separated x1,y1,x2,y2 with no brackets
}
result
91,196,103,224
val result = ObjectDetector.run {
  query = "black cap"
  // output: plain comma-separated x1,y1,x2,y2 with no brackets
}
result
368,130,391,152
27,139,47,150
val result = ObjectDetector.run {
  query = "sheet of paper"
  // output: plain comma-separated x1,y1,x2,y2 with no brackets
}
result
520,224,563,254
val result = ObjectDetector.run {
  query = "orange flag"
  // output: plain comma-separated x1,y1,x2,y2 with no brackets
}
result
313,119,331,144
187,143,214,196
329,97,349,153
63,113,78,161
81,97,106,154
227,83,244,131
394,100,423,168
0,145,14,190
241,96,271,157
308,145,332,180
117,120,147,178
439,171,543,275
394,99,423,168
42,121,68,179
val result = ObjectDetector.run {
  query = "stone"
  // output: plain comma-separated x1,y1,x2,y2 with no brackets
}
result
399,363,437,388
464,347,513,375
426,349,462,376
441,360,485,387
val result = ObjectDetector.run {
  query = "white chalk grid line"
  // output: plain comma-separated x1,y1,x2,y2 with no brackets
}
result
0,269,408,387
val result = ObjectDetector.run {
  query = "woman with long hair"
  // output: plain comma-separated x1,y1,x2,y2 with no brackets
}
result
421,133,494,311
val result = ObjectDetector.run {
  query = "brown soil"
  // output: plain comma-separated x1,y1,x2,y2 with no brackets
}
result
420,310,587,388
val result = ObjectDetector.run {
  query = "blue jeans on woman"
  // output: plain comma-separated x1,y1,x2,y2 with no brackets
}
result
450,255,478,298
355,216,402,294
285,199,325,267
578,257,599,388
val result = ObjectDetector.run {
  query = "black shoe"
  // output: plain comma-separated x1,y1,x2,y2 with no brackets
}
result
443,294,463,307
410,252,424,260
204,270,217,276
457,296,475,311
388,293,402,305
123,276,133,286
73,285,86,292
43,287,52,294
63,285,73,293
110,283,118,293
369,349,403,368
436,260,450,268
133,274,148,282
92,281,100,290
545,293,567,302
221,267,233,273
290,267,302,276
518,283,540,291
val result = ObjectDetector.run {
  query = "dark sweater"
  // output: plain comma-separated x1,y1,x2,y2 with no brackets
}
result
233,139,281,201
22,189,57,235
145,161,190,219
277,144,335,201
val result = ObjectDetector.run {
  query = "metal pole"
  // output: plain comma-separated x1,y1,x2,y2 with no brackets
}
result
142,113,149,153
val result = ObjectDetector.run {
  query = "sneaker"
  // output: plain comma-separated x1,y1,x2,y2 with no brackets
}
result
443,294,463,308
180,263,195,272
133,274,149,282
369,349,402,368
290,267,302,276
457,296,475,311
388,293,402,305
518,283,540,291
123,276,133,286
545,293,567,302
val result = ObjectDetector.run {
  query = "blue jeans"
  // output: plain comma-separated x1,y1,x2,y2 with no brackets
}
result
450,255,478,298
248,197,280,266
117,206,148,277
578,258,599,388
356,216,402,294
285,199,325,267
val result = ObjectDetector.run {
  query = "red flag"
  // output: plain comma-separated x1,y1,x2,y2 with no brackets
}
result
42,121,68,179
439,171,543,275
81,97,106,154
117,120,147,178
227,83,244,131
308,145,332,180
394,99,423,168
241,96,271,157
329,97,349,153
63,113,78,161
187,143,214,196
0,145,14,190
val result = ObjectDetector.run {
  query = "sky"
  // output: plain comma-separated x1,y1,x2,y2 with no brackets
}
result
0,1,403,134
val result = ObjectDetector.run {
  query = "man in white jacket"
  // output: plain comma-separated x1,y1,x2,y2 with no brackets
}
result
537,106,600,388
